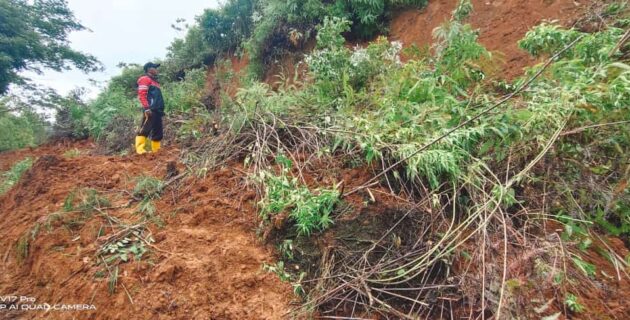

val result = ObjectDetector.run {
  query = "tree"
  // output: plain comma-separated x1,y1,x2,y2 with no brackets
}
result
0,97,49,151
0,0,101,94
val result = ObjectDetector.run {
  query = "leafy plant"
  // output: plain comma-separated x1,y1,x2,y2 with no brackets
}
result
108,266,118,294
263,261,307,296
133,176,164,200
0,99,49,151
278,239,295,260
263,261,292,282
0,0,101,94
257,159,340,236
572,256,596,278
76,188,111,215
15,223,40,263
132,176,166,227
15,233,30,263
604,1,628,16
99,233,149,265
565,293,585,313
452,0,473,21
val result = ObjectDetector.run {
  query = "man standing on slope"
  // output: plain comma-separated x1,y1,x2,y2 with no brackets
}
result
135,62,165,154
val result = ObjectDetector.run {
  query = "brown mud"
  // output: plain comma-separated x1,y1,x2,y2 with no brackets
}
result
390,0,587,79
0,142,292,320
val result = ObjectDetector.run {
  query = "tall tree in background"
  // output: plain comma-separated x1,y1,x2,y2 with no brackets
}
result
0,0,101,94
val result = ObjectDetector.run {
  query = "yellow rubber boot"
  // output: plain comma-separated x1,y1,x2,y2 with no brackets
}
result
135,136,148,154
151,140,161,153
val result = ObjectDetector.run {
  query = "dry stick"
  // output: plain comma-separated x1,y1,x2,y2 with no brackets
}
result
60,265,87,286
560,120,630,136
373,119,567,289
89,282,101,305
495,118,569,319
163,171,187,188
343,34,585,198
100,256,134,304
608,27,630,57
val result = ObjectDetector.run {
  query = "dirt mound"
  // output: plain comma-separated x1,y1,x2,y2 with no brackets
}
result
0,143,292,320
0,139,93,172
391,0,586,79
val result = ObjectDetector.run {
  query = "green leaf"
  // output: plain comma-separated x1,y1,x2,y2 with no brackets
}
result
512,109,533,121
572,256,596,277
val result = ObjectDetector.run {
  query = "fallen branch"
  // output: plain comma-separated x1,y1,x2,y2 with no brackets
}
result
560,120,630,136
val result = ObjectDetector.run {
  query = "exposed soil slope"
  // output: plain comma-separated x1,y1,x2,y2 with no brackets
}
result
390,0,586,79
205,0,590,97
0,142,291,320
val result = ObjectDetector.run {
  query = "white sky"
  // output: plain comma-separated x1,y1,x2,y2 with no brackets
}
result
16,0,220,100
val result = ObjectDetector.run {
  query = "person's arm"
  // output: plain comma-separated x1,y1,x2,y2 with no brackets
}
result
137,76,151,113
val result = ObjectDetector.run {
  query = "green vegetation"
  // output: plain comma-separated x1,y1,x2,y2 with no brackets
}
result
166,0,429,78
133,175,165,200
0,0,101,94
133,175,165,227
565,293,585,313
256,156,340,236
263,261,306,296
0,0,432,154
99,232,149,265
38,185,157,294
51,62,209,153
0,157,33,195
63,148,81,158
3,0,629,317
73,188,111,215
0,99,48,151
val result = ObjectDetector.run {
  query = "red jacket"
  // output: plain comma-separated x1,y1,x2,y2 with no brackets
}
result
137,75,161,109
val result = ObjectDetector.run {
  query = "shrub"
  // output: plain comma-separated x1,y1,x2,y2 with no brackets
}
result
256,159,340,236
87,83,137,140
0,99,48,151
162,68,208,113
52,89,91,139
133,175,164,200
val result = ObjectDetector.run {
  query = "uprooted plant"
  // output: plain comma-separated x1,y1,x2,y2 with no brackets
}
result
189,1,630,317
19,176,166,297
254,154,341,237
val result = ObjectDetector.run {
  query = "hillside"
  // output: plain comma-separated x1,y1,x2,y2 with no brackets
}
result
0,141,292,319
390,0,587,79
1,0,629,319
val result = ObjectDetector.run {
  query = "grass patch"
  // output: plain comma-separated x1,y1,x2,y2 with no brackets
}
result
63,148,81,158
0,157,33,195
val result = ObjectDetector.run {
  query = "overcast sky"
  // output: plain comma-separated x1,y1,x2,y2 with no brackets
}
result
17,0,220,100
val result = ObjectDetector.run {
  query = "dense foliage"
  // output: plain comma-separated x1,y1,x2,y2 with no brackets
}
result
256,155,339,236
162,0,428,78
0,97,48,151
0,0,101,94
